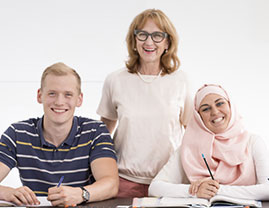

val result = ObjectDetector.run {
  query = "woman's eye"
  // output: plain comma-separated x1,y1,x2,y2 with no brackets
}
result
138,33,147,39
201,107,210,112
153,33,163,38
216,102,224,107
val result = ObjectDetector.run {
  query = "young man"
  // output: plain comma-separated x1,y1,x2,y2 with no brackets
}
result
0,62,119,206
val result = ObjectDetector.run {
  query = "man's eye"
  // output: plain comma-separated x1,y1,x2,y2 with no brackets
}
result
66,93,73,97
48,92,55,96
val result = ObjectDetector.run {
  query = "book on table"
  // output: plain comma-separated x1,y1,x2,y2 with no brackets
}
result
132,195,262,208
0,196,51,207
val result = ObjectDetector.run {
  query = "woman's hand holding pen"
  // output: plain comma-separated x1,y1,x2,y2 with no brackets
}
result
189,177,210,195
189,178,219,199
196,179,219,199
189,154,219,199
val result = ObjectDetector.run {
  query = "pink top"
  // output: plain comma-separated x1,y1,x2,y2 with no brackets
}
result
180,84,256,185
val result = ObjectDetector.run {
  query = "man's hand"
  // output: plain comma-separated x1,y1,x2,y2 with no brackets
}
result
47,186,82,206
0,163,39,206
0,186,40,206
47,157,119,205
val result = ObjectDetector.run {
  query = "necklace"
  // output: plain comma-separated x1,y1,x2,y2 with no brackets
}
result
137,70,162,83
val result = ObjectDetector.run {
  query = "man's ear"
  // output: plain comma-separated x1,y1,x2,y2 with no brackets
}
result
77,92,83,107
37,88,42,104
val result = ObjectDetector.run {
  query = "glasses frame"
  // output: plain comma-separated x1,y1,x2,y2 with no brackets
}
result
134,29,168,43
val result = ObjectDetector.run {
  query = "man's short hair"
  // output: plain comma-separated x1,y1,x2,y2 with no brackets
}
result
41,62,81,93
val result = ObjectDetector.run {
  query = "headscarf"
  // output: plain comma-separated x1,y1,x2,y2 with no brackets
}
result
180,84,256,185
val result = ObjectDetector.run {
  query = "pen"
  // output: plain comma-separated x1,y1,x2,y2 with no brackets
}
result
57,176,76,207
57,176,64,187
202,154,214,180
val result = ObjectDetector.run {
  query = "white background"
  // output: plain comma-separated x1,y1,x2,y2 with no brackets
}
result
0,0,268,187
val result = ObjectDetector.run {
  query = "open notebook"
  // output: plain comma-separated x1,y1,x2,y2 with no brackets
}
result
0,196,51,207
132,195,262,208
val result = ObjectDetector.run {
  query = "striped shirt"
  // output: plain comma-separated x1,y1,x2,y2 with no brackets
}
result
0,116,116,196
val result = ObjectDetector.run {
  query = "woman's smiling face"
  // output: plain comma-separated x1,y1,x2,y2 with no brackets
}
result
198,93,231,134
135,18,168,66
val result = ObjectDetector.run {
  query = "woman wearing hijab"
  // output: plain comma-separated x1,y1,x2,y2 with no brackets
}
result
149,84,269,200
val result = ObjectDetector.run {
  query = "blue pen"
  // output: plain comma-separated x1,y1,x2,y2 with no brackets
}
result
57,176,64,187
202,154,214,180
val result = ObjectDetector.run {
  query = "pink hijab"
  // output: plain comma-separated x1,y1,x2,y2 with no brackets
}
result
180,84,256,185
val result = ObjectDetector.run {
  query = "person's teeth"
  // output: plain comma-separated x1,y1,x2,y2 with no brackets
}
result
54,109,65,113
145,48,155,52
213,117,223,123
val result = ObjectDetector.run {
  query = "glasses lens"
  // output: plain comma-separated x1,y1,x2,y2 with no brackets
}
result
136,31,148,41
152,32,165,43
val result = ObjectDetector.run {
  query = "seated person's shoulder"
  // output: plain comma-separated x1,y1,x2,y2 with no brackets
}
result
249,133,266,146
76,117,116,161
16,117,39,126
4,117,40,134
75,117,111,143
76,116,107,131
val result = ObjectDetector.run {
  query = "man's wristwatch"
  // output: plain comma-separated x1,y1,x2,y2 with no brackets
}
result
80,187,90,203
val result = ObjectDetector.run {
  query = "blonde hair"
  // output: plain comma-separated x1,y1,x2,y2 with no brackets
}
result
41,62,81,93
125,9,180,75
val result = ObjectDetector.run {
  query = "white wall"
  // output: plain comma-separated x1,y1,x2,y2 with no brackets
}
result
0,0,268,187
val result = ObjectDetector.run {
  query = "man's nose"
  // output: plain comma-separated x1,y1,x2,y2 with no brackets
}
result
54,94,65,105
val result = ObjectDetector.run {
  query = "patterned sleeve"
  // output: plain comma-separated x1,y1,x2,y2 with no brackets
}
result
89,122,117,163
0,125,18,169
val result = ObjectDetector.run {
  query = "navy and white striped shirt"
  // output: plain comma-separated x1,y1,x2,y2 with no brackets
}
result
0,116,116,196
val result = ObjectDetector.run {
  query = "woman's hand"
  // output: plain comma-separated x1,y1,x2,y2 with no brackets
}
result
189,178,219,199
189,177,210,196
196,179,219,199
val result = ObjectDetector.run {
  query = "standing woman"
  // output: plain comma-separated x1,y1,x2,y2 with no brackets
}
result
97,9,192,198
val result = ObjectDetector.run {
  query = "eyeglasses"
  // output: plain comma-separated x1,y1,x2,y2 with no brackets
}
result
134,30,168,43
